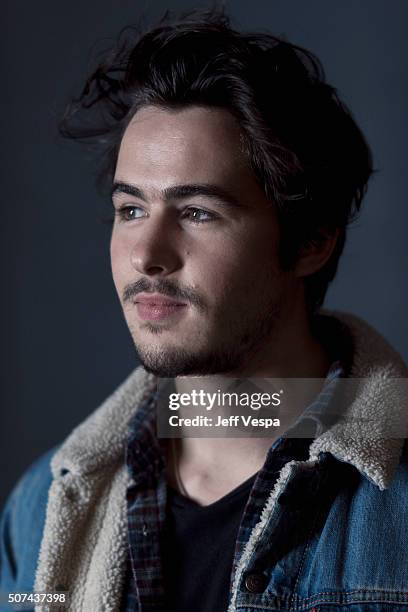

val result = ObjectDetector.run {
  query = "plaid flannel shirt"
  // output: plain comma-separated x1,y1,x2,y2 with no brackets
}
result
121,362,344,611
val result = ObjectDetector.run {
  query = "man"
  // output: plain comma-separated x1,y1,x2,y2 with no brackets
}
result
1,8,408,612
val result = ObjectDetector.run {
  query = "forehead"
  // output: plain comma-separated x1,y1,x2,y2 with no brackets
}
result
115,105,251,188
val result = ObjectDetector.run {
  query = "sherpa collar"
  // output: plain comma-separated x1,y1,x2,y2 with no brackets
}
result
310,312,408,489
51,311,408,489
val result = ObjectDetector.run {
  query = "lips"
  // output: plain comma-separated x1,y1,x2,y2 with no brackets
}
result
134,293,187,322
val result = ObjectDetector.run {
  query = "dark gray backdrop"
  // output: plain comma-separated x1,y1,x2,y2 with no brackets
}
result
2,0,407,507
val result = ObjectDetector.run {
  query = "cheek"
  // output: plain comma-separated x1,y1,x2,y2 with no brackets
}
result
218,226,279,273
110,232,130,289
194,230,279,299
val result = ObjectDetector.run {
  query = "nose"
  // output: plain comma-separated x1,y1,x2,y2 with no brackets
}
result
130,214,183,276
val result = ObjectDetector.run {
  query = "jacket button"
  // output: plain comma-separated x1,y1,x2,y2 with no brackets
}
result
244,573,267,593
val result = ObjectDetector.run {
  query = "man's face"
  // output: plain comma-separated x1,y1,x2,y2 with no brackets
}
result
111,105,298,376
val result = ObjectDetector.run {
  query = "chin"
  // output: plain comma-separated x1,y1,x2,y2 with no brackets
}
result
134,343,244,378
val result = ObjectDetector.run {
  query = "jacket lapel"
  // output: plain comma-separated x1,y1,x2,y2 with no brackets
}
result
34,368,156,610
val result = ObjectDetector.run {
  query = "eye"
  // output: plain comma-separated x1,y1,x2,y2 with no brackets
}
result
115,205,146,222
182,207,218,224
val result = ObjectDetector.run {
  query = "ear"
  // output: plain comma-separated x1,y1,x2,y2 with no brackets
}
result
294,228,340,278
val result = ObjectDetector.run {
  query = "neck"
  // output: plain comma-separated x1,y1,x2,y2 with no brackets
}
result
168,309,331,505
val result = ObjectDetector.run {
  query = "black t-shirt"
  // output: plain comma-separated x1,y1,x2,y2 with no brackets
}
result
162,474,257,612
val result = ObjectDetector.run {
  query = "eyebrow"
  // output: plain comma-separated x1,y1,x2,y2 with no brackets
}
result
111,181,243,209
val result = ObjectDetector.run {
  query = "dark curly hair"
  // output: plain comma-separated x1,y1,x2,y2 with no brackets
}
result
60,7,373,311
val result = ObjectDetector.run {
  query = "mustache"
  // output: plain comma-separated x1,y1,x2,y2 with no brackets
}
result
122,278,206,311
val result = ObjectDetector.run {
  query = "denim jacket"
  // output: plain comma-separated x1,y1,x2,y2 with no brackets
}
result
1,311,408,612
